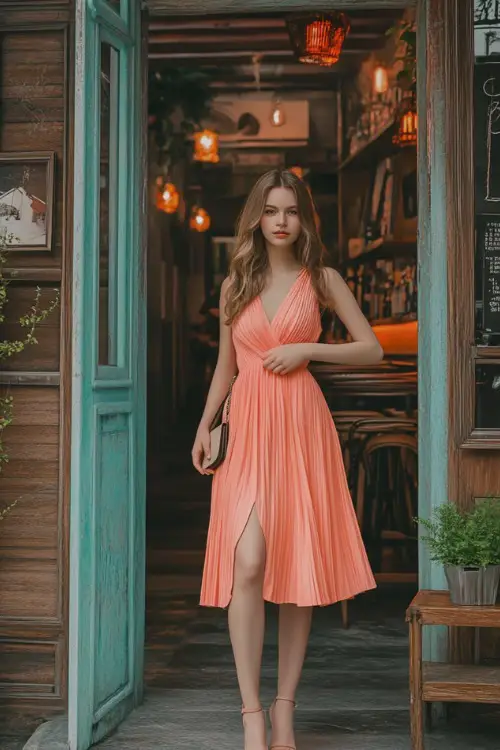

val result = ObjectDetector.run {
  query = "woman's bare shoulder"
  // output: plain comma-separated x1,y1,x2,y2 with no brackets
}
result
321,266,343,287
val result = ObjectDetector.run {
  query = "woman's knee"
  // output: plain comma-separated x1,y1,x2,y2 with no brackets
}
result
234,509,266,588
234,547,265,588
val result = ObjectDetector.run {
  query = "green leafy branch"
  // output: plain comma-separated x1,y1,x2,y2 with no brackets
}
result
388,20,417,92
0,230,60,522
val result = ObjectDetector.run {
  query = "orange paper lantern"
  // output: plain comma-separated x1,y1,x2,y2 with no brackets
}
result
190,206,211,233
156,181,180,214
194,129,220,164
286,12,350,67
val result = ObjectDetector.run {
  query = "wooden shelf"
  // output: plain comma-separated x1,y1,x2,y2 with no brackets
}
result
342,239,417,267
408,590,500,748
474,345,500,361
407,590,500,628
422,663,500,703
339,118,415,172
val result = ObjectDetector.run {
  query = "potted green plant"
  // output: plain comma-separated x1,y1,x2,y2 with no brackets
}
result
416,499,500,606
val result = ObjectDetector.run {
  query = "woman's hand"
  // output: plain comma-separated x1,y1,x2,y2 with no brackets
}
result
192,424,212,475
263,344,309,375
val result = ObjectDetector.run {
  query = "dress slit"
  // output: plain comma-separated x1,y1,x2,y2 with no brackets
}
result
225,502,267,610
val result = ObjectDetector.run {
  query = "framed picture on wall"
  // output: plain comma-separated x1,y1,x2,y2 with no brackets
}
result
0,151,55,252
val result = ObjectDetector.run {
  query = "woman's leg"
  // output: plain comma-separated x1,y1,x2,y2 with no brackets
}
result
229,506,267,749
271,605,313,747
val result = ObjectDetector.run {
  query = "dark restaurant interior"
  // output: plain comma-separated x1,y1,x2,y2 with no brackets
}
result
145,5,419,662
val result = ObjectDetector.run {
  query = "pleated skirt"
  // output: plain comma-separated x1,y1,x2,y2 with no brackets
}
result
199,366,376,608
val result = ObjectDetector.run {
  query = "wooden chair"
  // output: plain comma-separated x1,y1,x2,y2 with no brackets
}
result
340,416,418,627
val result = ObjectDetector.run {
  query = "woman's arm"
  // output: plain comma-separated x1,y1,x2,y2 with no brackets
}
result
198,278,238,429
305,268,383,365
263,268,383,375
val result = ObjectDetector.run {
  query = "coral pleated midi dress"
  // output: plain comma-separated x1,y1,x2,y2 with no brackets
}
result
200,269,376,608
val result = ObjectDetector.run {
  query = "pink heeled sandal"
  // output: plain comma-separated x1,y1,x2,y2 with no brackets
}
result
269,697,297,750
241,705,268,750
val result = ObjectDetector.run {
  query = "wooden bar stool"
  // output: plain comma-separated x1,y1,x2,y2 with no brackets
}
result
340,417,418,627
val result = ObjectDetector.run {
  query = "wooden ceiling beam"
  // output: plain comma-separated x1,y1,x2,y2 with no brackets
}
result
148,30,382,42
148,48,369,61
146,4,405,19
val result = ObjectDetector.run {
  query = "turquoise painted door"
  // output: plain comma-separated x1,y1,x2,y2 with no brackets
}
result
69,1,147,749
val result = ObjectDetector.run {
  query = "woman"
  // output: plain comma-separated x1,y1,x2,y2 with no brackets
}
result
191,170,382,750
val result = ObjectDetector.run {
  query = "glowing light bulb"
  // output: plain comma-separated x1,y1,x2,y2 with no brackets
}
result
270,99,286,127
373,65,389,95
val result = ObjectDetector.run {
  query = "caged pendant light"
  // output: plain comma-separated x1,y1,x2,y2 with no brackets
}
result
286,11,351,67
393,92,418,147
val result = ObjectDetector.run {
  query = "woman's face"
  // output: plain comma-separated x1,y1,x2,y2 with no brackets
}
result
260,187,301,249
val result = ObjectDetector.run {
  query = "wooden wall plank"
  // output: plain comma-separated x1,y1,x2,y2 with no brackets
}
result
0,560,58,620
0,490,59,556
0,386,60,425
0,641,56,693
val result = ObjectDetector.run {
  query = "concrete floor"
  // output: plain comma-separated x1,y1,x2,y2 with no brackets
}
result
92,595,499,750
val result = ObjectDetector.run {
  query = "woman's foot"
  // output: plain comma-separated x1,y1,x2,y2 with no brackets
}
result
241,706,268,750
269,697,296,749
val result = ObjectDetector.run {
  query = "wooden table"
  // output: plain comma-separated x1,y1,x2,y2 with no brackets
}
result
406,590,500,750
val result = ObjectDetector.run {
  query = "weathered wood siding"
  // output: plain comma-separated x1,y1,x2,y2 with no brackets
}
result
0,0,73,717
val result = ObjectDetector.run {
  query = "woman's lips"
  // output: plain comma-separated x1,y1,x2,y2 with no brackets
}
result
273,232,290,238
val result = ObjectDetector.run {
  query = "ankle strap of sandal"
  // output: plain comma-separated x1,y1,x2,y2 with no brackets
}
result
274,696,297,708
241,705,263,715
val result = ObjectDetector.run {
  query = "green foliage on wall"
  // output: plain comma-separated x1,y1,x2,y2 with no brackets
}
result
0,231,59,522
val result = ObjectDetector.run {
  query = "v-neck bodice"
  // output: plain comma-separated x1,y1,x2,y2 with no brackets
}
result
231,268,322,372
259,268,307,327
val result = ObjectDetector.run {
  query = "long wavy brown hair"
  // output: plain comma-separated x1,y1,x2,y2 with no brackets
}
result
224,169,332,324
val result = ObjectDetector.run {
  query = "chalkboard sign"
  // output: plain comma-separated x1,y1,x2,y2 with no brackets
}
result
474,60,500,216
479,215,500,334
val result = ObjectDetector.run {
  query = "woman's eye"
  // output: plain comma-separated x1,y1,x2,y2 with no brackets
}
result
288,209,298,216
264,209,275,215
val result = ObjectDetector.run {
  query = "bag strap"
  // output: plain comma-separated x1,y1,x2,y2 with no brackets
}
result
222,375,237,424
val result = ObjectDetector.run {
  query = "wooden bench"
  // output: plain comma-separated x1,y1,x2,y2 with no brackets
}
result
406,589,500,750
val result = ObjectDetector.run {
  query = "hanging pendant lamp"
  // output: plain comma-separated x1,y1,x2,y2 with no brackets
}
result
190,206,211,233
194,129,220,164
155,179,180,214
270,96,286,127
286,11,351,67
393,92,418,147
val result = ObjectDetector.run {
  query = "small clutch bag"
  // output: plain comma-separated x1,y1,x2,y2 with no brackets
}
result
202,375,237,472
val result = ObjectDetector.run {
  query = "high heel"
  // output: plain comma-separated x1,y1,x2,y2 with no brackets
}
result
269,697,297,750
241,706,268,750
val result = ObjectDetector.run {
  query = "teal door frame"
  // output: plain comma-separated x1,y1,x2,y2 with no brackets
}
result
69,1,146,749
